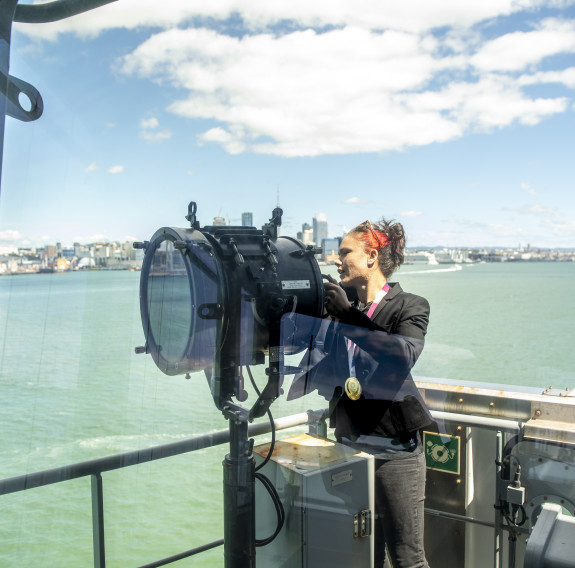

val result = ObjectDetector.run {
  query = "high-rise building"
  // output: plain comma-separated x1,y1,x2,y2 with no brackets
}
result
242,212,253,227
298,223,314,245
322,238,340,263
313,213,328,246
43,245,58,260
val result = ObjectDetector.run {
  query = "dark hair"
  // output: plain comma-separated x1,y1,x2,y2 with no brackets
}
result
350,219,406,278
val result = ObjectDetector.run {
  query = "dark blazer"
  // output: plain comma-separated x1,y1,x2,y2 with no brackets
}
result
288,282,433,439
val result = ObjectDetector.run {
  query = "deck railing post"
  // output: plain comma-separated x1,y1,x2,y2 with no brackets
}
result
91,472,106,568
494,431,503,568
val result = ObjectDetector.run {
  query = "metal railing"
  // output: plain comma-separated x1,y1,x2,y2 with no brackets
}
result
0,403,551,568
0,411,317,568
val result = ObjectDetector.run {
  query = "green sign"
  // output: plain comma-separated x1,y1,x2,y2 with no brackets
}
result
424,431,460,475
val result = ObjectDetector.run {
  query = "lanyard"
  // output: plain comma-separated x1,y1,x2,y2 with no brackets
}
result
347,283,390,376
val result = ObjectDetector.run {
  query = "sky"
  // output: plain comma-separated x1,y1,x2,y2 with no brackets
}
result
1,0,574,252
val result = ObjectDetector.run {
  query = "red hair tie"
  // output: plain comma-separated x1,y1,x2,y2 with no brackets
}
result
361,220,388,250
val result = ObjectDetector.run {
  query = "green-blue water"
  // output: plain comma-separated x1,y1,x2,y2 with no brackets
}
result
1,262,574,566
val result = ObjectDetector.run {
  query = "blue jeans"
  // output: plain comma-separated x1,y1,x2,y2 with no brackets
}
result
374,451,429,568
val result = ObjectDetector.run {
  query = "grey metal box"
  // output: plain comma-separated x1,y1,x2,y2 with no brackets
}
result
254,433,374,567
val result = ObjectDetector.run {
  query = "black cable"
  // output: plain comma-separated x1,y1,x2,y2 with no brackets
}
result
246,366,276,472
498,498,527,529
245,365,285,546
255,472,285,546
510,504,527,527
255,406,275,472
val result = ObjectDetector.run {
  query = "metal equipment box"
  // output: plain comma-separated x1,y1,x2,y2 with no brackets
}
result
254,433,374,567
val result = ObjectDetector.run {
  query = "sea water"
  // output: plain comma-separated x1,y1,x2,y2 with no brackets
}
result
0,262,574,566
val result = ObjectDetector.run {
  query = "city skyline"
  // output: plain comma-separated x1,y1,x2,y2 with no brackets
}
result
6,225,575,254
3,233,573,277
2,209,575,254
1,2,574,252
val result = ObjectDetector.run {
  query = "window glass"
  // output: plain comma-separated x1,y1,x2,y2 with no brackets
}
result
1,3,574,567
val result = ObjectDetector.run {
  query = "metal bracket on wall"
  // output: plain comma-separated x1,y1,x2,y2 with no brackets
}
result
1,73,43,122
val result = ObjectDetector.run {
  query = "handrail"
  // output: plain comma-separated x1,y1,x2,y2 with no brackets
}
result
0,410,314,568
0,405,525,499
431,410,522,433
0,407,529,568
0,411,312,496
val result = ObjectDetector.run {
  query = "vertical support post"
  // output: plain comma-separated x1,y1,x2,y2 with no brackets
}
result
494,431,503,568
0,0,19,193
91,473,106,568
223,417,255,568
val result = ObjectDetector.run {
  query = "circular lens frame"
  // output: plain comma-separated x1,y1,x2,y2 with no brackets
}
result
140,227,223,375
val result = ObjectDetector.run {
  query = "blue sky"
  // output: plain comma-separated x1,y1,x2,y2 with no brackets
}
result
1,0,574,251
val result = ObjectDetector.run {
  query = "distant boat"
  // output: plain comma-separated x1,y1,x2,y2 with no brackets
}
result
435,251,456,264
435,250,467,264
405,251,438,265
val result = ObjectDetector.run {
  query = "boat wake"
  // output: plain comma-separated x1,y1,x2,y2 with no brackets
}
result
405,264,464,275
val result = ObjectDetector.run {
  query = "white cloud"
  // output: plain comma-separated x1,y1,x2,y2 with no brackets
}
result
509,206,575,241
139,116,173,142
84,162,98,173
488,224,526,237
344,197,368,204
117,15,573,157
17,1,575,158
120,26,454,156
516,204,557,216
140,117,159,130
521,182,537,195
107,165,124,174
0,229,23,241
407,75,568,131
141,130,172,142
518,67,575,88
198,127,247,154
444,218,525,238
470,18,575,72
401,211,423,217
547,218,575,236
0,230,25,253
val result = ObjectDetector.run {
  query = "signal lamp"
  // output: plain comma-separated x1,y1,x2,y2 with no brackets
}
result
135,202,324,418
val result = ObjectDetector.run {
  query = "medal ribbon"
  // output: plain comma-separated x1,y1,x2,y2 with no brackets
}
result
346,283,390,376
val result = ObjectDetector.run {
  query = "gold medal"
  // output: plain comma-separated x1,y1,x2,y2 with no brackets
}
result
345,377,362,400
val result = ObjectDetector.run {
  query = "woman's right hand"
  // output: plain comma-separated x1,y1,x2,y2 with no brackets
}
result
323,275,352,319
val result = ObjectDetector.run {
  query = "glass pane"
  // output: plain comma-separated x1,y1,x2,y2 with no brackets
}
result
2,3,574,568
147,239,193,370
145,236,220,375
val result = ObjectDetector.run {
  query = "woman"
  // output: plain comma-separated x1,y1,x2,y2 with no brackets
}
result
291,219,432,568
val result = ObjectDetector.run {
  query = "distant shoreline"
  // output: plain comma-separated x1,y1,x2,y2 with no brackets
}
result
2,257,575,277
0,267,141,276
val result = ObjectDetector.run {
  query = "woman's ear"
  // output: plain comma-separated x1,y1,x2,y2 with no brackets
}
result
367,248,378,265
